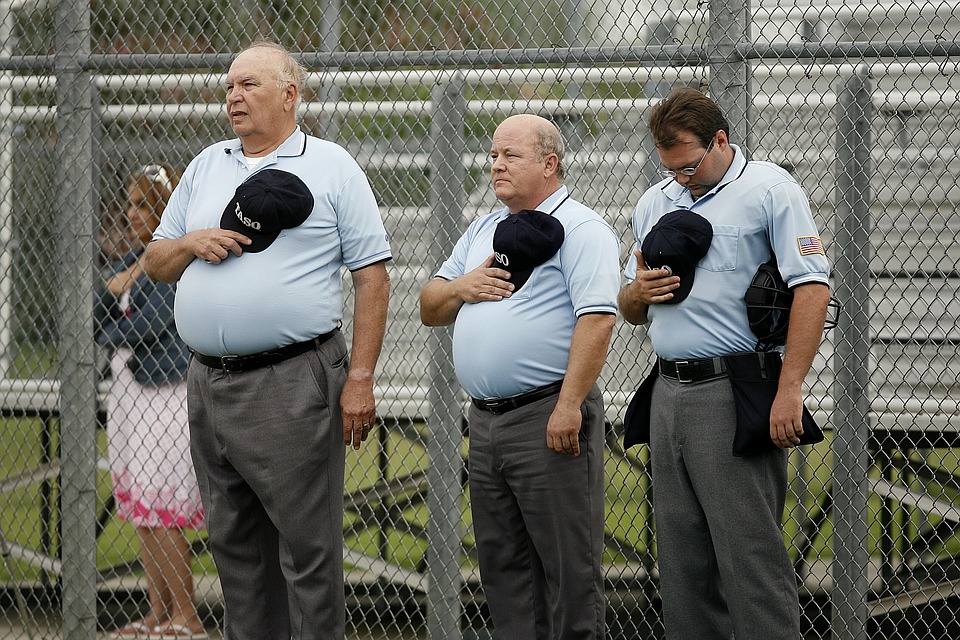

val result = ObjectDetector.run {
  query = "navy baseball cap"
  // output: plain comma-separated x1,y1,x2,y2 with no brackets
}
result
640,209,713,304
220,169,314,253
492,209,565,292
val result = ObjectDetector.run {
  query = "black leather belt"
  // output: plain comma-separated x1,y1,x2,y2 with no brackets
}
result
193,330,337,373
658,356,727,383
471,380,564,415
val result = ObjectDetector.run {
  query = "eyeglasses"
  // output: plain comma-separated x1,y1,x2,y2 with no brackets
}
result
659,138,715,179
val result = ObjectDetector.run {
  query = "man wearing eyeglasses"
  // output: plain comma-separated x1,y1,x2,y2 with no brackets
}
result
618,88,831,639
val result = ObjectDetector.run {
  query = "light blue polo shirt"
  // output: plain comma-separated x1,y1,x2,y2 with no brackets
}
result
153,128,392,356
623,144,830,361
436,187,620,399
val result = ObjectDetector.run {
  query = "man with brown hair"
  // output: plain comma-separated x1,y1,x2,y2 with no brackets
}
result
619,87,830,639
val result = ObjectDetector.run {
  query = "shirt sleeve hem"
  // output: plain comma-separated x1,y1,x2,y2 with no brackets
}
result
346,252,393,272
575,305,617,317
786,274,830,288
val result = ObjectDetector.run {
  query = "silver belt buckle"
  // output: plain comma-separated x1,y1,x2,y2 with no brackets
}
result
674,360,693,383
220,354,241,372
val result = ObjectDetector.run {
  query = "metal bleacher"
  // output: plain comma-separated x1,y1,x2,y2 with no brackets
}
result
3,19,960,619
358,59,960,611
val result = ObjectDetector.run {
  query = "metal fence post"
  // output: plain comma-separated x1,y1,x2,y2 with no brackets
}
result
54,0,98,636
0,0,14,378
709,0,751,154
315,0,341,141
426,71,466,640
831,65,874,640
560,0,586,149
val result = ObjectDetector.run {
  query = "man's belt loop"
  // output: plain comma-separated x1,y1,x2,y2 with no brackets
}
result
757,351,769,379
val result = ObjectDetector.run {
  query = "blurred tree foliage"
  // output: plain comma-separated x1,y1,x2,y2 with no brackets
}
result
12,0,567,55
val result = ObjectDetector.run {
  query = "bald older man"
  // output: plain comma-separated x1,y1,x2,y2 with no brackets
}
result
420,114,620,639
144,41,391,639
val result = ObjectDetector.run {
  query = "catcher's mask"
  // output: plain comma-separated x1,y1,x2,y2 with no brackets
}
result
745,258,839,351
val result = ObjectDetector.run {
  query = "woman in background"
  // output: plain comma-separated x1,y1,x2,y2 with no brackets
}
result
96,164,206,640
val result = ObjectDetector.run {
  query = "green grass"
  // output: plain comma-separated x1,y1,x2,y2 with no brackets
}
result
0,419,213,582
3,418,959,586
8,343,58,379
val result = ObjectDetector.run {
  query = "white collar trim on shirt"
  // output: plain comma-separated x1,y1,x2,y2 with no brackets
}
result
497,185,570,220
224,127,309,160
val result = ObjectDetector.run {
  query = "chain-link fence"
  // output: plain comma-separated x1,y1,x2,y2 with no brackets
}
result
1,0,959,638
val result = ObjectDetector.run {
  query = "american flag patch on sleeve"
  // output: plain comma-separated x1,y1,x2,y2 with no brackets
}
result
797,236,824,255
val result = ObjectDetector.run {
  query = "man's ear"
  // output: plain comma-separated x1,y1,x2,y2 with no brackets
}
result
543,153,559,177
715,129,729,149
284,82,299,112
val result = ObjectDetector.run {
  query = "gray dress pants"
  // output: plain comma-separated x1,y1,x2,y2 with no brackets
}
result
187,333,349,640
468,385,606,640
649,374,801,640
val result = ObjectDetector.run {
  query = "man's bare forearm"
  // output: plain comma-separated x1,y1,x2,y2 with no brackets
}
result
618,280,649,325
419,277,463,327
557,313,616,408
779,283,831,392
143,228,252,282
348,262,391,381
142,238,196,283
